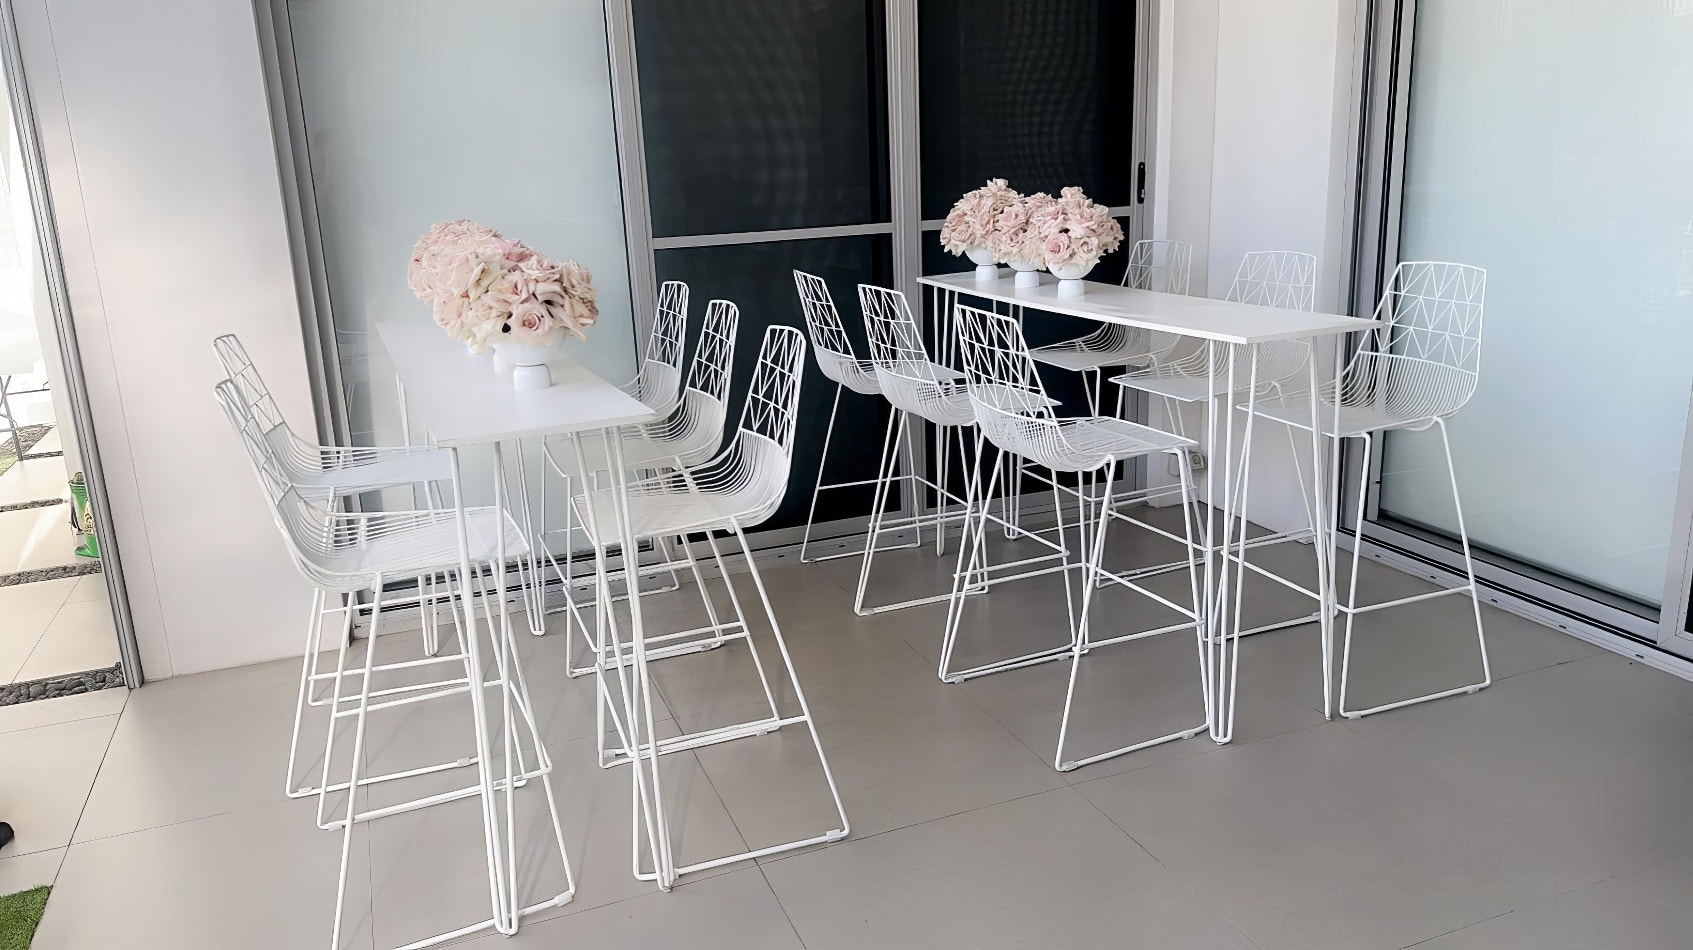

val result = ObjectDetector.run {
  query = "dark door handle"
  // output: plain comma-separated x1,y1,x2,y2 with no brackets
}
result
1136,162,1146,204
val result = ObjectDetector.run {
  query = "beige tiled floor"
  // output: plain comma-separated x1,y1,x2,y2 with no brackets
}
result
0,570,118,686
3,530,1693,950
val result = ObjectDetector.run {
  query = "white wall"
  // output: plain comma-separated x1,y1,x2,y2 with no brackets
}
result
13,0,318,676
1152,0,1358,533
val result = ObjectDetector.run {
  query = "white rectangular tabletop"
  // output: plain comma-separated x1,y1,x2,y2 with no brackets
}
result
919,271,1373,345
375,318,656,448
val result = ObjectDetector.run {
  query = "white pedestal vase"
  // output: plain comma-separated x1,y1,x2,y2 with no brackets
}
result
965,247,999,280
489,338,559,391
1050,261,1095,297
1008,258,1043,288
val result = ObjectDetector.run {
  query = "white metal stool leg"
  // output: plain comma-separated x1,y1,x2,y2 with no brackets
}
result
1336,421,1491,718
1053,454,1209,771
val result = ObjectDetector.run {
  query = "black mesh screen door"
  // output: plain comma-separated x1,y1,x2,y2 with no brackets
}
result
916,0,1141,496
628,0,895,541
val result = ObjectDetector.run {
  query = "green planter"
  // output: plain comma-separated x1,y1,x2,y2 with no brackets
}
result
68,472,99,559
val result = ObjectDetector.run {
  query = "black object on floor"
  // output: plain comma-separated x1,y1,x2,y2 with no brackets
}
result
0,822,13,851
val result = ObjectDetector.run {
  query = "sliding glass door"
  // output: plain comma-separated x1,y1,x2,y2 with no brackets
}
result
1360,0,1693,653
270,0,1150,551
611,0,1149,542
914,0,1142,491
622,0,895,537
279,0,639,527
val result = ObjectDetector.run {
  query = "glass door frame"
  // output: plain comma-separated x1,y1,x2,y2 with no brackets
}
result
1346,0,1693,664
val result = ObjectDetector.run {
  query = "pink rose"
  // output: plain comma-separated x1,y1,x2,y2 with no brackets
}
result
494,238,531,264
1027,197,1061,236
995,201,1029,233
1073,234,1101,264
1043,232,1074,266
501,299,556,343
941,180,1025,255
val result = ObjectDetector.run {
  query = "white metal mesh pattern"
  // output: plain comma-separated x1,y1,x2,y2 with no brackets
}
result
545,300,741,474
575,325,809,543
1030,239,1193,372
953,304,1191,473
625,279,689,415
1229,250,1316,310
213,334,448,497
1256,261,1487,435
794,270,879,395
214,379,525,593
624,298,741,468
859,284,974,427
1110,250,1318,400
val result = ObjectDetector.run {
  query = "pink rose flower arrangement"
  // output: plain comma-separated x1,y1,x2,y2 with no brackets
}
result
1042,186,1124,271
990,192,1059,267
408,219,598,352
939,178,1023,255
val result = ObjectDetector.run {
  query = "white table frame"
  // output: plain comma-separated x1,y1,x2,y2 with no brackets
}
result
918,271,1369,743
375,321,662,943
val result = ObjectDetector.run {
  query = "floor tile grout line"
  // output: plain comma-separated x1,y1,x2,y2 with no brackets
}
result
1400,908,1513,948
0,703,126,736
5,596,68,686
755,863,809,950
1615,859,1693,928
1066,769,1273,950
754,783,1075,871
51,696,129,886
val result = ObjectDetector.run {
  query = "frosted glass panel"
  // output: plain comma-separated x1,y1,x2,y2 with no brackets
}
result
287,0,638,449
1380,0,1693,605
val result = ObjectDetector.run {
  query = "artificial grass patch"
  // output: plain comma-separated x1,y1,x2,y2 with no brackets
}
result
0,886,50,950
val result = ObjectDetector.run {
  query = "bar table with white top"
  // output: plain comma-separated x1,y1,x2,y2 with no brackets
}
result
374,319,667,944
918,270,1373,743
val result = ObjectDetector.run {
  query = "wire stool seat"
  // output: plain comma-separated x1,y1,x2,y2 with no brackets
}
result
942,303,1209,772
1111,251,1317,406
560,325,849,887
214,333,481,809
537,300,742,676
1246,260,1492,721
619,279,689,418
852,283,997,616
214,378,573,949
1030,240,1194,410
215,334,449,498
793,270,927,565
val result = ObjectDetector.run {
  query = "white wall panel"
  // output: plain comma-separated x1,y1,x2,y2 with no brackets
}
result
1153,0,1357,534
14,0,317,676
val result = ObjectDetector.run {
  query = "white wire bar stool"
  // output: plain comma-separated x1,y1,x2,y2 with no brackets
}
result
565,325,849,887
1029,239,1194,412
946,304,1209,770
620,279,689,417
854,283,998,615
215,380,574,950
1109,251,1321,558
214,334,450,501
561,278,691,650
1247,260,1491,719
793,270,925,562
213,334,472,804
541,299,742,674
